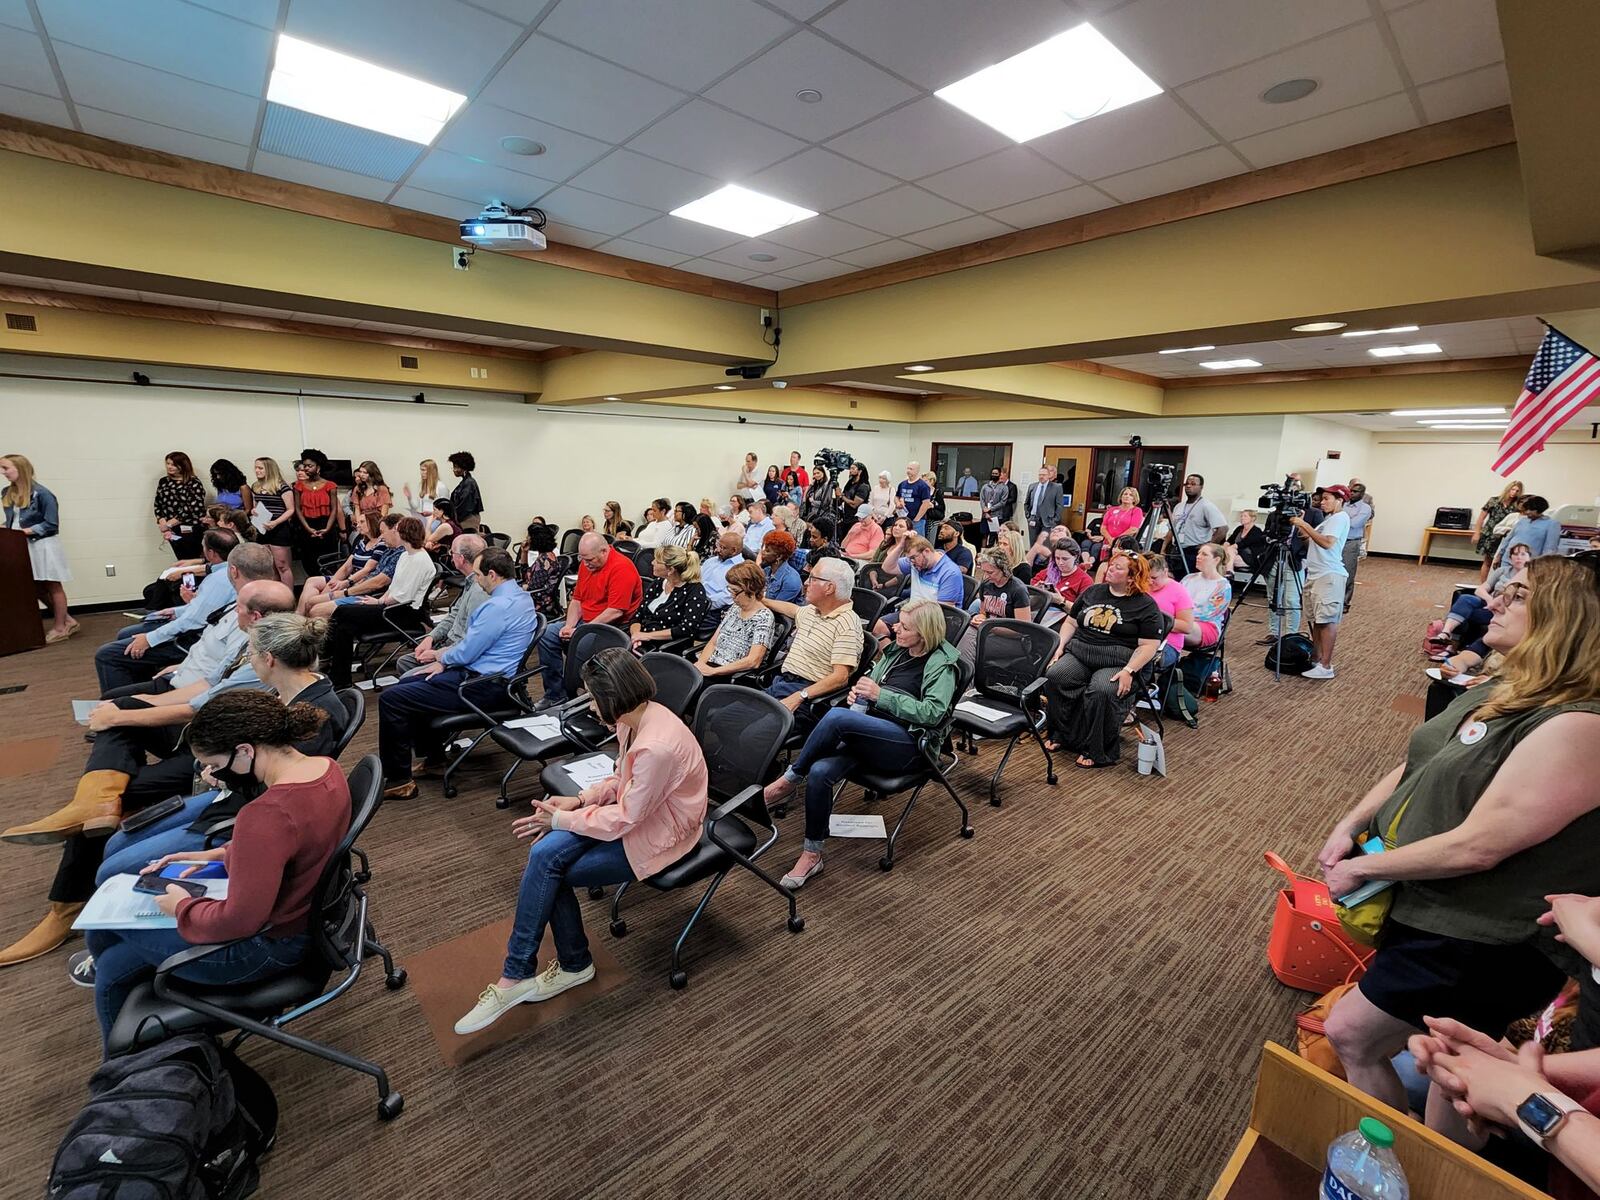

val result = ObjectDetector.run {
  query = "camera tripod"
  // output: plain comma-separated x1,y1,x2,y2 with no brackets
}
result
1230,531,1306,682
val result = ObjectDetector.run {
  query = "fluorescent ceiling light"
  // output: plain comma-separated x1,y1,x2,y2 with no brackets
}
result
934,23,1161,143
1368,342,1442,358
1420,421,1509,429
671,184,816,238
1199,358,1262,370
1158,345,1214,354
1292,321,1347,332
903,364,937,372
1342,325,1419,338
268,34,466,144
713,384,736,391
1390,407,1504,416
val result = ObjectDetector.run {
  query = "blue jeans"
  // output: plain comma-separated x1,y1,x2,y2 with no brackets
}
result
1159,642,1181,670
536,622,573,703
377,668,502,781
95,792,219,886
786,707,919,847
1268,559,1304,637
503,831,635,979
86,926,309,1047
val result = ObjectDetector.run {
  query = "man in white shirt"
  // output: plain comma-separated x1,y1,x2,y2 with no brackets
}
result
742,500,776,556
1290,485,1351,680
1169,474,1228,575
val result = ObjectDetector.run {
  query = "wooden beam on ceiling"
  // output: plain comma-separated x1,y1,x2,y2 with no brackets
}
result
782,107,1517,307
808,382,932,401
1053,359,1163,387
1160,355,1528,388
0,113,776,308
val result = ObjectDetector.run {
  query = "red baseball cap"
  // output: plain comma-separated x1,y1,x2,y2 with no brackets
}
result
1324,484,1351,501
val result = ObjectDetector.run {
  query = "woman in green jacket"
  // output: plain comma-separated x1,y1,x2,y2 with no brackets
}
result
764,598,957,890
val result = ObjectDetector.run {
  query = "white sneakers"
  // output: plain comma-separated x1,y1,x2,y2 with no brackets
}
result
453,959,597,1034
1302,663,1337,680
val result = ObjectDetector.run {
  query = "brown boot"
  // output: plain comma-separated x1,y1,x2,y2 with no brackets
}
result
0,770,127,845
0,903,84,966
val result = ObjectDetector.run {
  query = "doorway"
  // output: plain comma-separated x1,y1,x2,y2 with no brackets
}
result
1042,445,1093,532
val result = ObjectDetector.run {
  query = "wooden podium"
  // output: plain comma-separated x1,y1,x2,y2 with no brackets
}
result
0,528,45,657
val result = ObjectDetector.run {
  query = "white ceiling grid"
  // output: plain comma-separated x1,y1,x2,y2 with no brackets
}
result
0,0,1510,289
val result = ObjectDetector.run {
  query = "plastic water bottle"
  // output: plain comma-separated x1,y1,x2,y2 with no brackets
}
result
1321,1118,1409,1200
1201,672,1223,703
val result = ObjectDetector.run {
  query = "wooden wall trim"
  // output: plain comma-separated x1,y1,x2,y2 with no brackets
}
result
1053,359,1163,387
1161,355,1527,388
0,113,776,308
783,108,1516,307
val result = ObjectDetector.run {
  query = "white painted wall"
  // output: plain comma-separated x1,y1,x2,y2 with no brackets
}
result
1274,415,1373,493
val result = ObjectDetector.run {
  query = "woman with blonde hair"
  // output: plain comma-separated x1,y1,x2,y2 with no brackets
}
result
998,521,1028,572
1317,554,1600,1126
1,453,76,642
1093,486,1144,563
1474,479,1524,581
763,597,957,891
629,543,709,649
402,458,440,518
252,457,296,586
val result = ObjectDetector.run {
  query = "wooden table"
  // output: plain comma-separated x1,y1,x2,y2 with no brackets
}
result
1418,526,1476,565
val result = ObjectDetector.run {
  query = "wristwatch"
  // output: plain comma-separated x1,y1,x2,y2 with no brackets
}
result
1516,1091,1585,1148
799,689,810,701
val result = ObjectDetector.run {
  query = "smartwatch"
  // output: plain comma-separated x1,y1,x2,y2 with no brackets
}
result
1516,1091,1584,1148
799,689,810,702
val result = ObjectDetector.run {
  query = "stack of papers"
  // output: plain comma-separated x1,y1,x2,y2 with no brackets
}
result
564,755,615,788
506,713,562,739
955,699,1012,723
828,814,886,839
73,872,230,931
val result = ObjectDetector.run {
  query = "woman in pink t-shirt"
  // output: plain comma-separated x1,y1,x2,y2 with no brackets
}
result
1101,488,1144,542
1142,552,1194,670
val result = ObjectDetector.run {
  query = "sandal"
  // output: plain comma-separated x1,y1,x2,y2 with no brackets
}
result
1075,755,1114,770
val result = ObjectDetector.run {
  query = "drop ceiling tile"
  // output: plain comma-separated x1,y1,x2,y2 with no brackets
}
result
1386,0,1502,85
186,0,279,28
988,185,1115,228
483,36,685,143
253,150,398,199
260,102,424,180
703,30,918,142
464,0,547,21
902,213,1013,251
541,0,792,92
1029,93,1215,182
595,238,693,267
0,0,33,30
434,102,612,183
391,184,477,219
0,85,67,131
826,95,1011,181
533,185,657,236
749,273,802,290
35,0,271,92
1097,0,1371,87
1234,93,1417,169
677,257,761,282
1175,23,1407,140
566,149,718,213
627,100,807,181
762,0,832,17
834,238,925,268
705,239,817,272
406,148,557,207
1417,63,1509,123
831,185,970,237
0,25,62,96
761,213,885,257
1095,144,1241,203
76,108,250,167
742,147,897,213
779,258,858,282
540,220,611,249
917,146,1076,210
816,0,1083,90
283,0,519,95
53,43,259,142
623,215,742,257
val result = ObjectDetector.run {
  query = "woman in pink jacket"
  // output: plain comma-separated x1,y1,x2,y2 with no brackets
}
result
456,650,708,1033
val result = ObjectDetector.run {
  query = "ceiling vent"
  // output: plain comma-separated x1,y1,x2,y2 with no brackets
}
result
399,355,419,369
5,312,39,332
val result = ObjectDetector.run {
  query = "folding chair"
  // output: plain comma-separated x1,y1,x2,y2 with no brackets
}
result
951,619,1058,806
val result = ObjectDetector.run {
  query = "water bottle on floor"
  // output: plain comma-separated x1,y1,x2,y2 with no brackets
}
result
1321,1117,1409,1199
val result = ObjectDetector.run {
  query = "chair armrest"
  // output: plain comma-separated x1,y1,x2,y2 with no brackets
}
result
452,668,506,723
708,783,764,824
382,606,428,646
152,927,270,980
200,816,237,849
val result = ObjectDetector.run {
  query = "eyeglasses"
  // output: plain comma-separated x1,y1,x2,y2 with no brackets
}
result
1501,582,1530,607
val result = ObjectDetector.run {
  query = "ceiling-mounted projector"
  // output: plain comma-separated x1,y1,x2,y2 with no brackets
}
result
460,203,547,251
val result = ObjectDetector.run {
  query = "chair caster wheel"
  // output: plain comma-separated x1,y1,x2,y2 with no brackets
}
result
609,920,627,937
960,826,974,839
378,1093,404,1121
443,784,458,799
385,969,407,990
878,856,893,871
989,798,1002,808
787,915,805,933
587,886,605,900
495,795,512,810
669,970,688,990
1047,774,1058,786
772,804,788,819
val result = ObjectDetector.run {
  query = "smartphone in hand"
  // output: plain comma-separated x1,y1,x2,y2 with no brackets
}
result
134,870,207,898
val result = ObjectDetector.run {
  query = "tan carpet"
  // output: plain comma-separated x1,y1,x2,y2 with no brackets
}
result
0,557,1471,1199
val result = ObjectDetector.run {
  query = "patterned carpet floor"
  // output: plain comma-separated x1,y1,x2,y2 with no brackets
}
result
0,556,1474,1199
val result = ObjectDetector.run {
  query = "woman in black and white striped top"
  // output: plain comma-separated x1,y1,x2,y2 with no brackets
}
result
252,457,296,586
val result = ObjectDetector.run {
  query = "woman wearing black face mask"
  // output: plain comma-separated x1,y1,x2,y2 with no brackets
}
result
82,689,351,1048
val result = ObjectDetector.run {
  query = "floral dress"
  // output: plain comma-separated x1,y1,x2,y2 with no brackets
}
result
1475,496,1517,558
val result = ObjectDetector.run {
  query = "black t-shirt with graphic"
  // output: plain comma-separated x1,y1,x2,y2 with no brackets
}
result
1068,584,1162,651
978,576,1029,618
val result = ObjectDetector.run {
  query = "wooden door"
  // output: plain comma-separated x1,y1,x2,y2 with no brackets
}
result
1042,445,1093,532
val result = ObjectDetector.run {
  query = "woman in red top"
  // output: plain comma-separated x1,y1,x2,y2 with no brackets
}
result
84,691,349,1049
1032,539,1095,611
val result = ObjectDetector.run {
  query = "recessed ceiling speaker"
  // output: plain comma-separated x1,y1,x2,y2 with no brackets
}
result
499,135,546,156
795,89,823,103
1261,78,1319,104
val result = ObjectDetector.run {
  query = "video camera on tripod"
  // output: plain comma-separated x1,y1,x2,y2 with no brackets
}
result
813,447,854,475
1258,475,1310,539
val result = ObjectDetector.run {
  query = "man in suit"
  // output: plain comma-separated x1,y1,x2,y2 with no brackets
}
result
1024,464,1064,550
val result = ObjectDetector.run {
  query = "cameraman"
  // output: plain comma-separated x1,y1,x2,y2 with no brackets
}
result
1255,486,1322,647
1289,484,1350,680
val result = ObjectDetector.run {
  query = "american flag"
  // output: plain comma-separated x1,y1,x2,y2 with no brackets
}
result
1494,326,1600,475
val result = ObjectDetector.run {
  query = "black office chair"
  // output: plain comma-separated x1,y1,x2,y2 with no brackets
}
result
632,545,657,576
859,562,904,600
1025,584,1056,623
485,531,511,551
106,755,407,1120
604,685,799,989
486,622,630,807
350,561,444,680
539,652,706,798
1132,611,1177,739
558,528,583,556
420,613,546,798
720,610,795,690
959,573,980,608
938,602,973,647
835,658,974,870
951,620,1057,806
851,587,888,629
612,539,642,559
330,685,367,759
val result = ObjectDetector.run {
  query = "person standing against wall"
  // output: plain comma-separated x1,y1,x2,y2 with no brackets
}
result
154,451,207,560
448,451,483,531
251,457,297,588
1342,482,1373,613
292,449,343,579
1,453,76,643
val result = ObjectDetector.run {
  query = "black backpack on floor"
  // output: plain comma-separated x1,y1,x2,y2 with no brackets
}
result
49,1034,278,1200
1263,633,1315,676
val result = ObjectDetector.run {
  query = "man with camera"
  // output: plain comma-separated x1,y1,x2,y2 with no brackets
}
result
1288,484,1351,681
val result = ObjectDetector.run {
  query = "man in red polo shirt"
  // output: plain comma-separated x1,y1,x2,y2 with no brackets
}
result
533,533,641,710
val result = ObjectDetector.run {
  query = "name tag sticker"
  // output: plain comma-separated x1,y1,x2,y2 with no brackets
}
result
1458,720,1488,746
